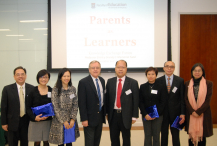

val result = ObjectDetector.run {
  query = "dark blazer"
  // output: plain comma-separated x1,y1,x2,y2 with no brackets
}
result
78,75,106,127
184,80,213,137
156,75,185,122
1,83,34,131
106,76,139,129
139,82,167,117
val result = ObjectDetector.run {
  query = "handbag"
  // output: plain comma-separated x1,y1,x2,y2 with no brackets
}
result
63,121,76,144
31,103,55,117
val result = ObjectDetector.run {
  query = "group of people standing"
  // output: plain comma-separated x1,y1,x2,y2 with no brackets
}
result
139,61,213,146
1,60,213,146
1,67,80,146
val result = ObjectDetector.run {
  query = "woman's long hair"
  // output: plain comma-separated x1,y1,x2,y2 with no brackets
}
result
55,68,72,95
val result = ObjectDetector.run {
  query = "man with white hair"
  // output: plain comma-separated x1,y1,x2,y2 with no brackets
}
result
78,60,106,146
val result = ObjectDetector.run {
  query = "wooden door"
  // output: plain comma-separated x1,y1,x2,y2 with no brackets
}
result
180,14,217,124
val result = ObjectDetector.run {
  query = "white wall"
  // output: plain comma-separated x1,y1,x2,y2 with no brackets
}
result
1,0,217,126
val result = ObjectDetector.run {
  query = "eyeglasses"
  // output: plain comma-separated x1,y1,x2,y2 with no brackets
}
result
116,66,126,69
90,67,100,70
164,65,175,69
15,73,25,77
40,76,49,79
193,70,202,73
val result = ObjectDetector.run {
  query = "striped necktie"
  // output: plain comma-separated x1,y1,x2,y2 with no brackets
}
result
167,77,171,93
95,79,102,111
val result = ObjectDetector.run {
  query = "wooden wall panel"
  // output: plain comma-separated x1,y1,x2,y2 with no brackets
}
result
180,15,217,124
209,15,217,124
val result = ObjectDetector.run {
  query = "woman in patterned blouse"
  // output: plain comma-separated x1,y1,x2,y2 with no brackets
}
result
49,68,80,146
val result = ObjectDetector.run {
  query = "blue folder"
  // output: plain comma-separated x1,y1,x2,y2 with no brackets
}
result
144,104,159,121
63,122,76,144
171,116,185,130
31,103,55,117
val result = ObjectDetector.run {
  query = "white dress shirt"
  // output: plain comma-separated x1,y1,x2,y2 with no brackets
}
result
16,83,26,99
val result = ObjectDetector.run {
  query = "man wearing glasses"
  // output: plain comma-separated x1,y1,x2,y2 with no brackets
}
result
78,60,106,146
156,61,185,146
1,66,34,146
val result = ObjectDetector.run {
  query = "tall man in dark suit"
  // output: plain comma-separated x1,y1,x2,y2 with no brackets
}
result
78,60,106,146
106,60,139,146
1,66,34,146
156,61,185,146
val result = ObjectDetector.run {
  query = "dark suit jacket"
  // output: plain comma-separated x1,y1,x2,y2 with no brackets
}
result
1,83,34,131
184,80,213,137
78,75,106,127
156,75,185,123
139,82,167,117
106,76,139,129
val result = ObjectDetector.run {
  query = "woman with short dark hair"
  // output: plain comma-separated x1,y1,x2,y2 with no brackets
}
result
49,68,80,146
185,63,213,146
139,67,166,146
26,69,52,146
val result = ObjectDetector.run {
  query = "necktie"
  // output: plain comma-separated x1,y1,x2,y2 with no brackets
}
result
96,79,102,111
116,79,122,108
19,86,25,117
167,77,171,93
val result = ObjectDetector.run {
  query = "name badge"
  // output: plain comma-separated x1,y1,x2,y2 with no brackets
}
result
125,89,132,95
172,87,178,93
151,90,158,94
70,94,75,99
47,92,51,98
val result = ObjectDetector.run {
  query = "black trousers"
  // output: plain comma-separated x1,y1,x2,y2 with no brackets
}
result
161,114,180,146
83,111,103,146
8,115,29,146
189,137,206,146
109,110,131,146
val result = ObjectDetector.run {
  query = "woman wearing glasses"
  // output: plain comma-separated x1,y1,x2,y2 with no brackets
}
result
185,63,213,146
26,69,52,146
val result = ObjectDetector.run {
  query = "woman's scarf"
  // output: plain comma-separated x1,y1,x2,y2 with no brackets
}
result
188,76,207,145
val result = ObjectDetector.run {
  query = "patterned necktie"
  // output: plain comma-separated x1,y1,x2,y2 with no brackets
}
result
96,79,102,111
167,77,171,93
116,79,122,108
19,86,25,117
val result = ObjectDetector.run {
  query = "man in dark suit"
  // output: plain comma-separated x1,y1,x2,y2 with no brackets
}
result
106,60,139,146
156,61,185,146
1,66,34,146
78,60,106,146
